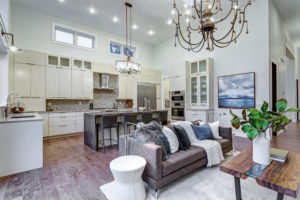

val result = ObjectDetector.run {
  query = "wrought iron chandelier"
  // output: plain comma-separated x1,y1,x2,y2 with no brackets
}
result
115,2,141,74
172,0,252,52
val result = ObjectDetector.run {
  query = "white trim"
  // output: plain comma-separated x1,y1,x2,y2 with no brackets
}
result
52,23,97,51
108,39,138,59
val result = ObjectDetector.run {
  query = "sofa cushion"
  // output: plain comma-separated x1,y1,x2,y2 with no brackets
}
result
215,138,232,150
173,125,191,150
162,146,206,177
191,123,214,140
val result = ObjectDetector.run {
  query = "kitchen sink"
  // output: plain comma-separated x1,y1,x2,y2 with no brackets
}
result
11,115,35,118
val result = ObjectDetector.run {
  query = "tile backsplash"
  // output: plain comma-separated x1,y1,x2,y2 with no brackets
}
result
46,90,118,111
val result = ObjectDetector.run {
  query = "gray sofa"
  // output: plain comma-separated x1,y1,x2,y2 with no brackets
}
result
119,122,233,190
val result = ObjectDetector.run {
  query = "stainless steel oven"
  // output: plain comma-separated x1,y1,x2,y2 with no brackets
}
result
171,91,185,120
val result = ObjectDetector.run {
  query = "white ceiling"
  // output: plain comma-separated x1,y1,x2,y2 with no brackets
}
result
272,0,300,47
12,0,177,45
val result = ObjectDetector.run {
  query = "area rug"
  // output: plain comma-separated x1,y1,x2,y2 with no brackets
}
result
100,152,300,200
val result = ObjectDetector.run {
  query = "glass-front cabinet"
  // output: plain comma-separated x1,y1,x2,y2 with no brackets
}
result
47,55,71,68
186,58,213,110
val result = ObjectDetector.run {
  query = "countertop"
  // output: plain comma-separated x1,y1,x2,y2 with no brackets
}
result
0,113,43,124
85,109,167,116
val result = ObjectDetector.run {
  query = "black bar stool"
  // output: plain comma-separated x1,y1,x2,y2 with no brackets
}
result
153,111,168,125
99,115,119,153
119,114,137,135
138,112,153,124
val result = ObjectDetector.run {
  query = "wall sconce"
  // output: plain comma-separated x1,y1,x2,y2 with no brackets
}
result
1,31,19,52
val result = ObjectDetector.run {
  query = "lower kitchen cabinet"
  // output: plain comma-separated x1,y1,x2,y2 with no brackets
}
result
42,112,85,137
185,109,215,122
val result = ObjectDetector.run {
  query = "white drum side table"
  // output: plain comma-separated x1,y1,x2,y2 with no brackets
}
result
109,155,147,200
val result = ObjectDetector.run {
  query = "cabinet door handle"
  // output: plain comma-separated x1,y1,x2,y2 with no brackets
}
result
59,125,67,128
59,116,68,118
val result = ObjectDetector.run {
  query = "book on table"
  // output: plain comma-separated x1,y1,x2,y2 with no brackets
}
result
270,148,289,163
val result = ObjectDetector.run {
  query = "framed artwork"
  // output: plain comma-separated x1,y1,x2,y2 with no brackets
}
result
218,72,255,109
110,42,121,55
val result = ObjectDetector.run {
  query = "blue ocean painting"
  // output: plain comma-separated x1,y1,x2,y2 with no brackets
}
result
218,73,255,108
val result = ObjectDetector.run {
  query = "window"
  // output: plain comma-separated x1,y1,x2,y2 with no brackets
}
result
52,23,96,50
109,40,138,59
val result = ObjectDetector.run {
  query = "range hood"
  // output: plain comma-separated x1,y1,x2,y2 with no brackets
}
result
95,73,117,90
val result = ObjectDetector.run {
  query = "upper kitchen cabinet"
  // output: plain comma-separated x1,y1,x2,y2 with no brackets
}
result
72,59,93,71
14,63,45,98
168,61,188,92
13,50,46,66
71,69,93,99
118,74,136,100
93,62,118,75
47,54,71,68
186,58,214,110
83,71,93,99
46,67,60,98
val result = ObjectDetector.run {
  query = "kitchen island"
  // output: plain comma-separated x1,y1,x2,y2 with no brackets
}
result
0,113,43,177
84,110,167,151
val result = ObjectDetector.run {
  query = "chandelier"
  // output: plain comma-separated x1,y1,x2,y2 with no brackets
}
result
172,0,252,52
115,2,141,74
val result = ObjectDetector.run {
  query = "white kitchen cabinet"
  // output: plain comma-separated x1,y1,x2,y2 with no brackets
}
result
118,74,128,99
185,109,214,122
47,54,71,68
46,67,60,98
14,50,46,66
83,71,93,99
13,63,31,97
186,58,214,110
75,112,84,132
72,59,93,71
59,68,72,98
31,65,45,98
14,63,46,98
170,76,186,92
118,74,136,100
48,112,76,136
40,113,49,137
71,69,84,99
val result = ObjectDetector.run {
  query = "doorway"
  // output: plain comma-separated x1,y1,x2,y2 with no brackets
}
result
272,62,277,136
297,79,299,121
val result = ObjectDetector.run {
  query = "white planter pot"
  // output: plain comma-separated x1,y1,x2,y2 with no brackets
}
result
253,132,270,165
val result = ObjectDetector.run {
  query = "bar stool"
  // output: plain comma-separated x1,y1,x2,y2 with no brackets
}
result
138,112,153,124
99,115,119,153
118,114,138,135
153,111,168,125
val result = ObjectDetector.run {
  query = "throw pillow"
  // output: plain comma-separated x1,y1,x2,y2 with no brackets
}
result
173,125,191,150
191,123,214,140
133,122,171,161
162,126,179,153
199,121,222,139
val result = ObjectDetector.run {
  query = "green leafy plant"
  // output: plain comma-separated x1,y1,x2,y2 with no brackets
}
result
230,99,300,141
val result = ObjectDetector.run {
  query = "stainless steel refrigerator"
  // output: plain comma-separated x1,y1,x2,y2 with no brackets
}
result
137,83,157,109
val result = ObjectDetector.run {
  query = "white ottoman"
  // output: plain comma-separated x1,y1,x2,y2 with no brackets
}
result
109,155,147,200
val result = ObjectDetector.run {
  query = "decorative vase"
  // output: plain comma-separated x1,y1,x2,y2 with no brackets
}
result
253,132,270,165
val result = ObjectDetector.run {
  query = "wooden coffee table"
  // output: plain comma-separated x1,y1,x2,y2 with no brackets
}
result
220,147,300,200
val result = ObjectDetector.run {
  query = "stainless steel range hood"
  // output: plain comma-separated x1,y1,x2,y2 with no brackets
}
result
99,74,109,88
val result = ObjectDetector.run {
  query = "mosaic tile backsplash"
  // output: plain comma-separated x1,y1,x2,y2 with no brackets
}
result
46,90,118,111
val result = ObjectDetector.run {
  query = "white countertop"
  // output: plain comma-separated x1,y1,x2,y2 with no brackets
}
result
0,113,43,124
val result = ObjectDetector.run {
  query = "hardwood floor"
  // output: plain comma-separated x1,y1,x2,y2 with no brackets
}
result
0,122,299,200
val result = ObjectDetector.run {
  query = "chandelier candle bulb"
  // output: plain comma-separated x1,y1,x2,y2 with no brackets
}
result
172,0,251,52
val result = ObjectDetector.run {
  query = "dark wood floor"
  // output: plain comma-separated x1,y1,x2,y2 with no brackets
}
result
0,122,299,200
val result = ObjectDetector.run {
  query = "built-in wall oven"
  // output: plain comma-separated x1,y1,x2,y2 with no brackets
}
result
171,91,185,120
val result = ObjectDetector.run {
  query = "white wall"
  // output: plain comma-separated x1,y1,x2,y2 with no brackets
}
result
269,0,297,121
153,0,269,126
11,3,154,68
0,0,11,106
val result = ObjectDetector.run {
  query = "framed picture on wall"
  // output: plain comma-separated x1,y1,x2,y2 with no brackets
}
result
218,72,256,109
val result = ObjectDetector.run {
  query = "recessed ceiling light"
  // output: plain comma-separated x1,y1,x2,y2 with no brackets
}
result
58,0,65,3
184,4,188,8
132,24,138,30
148,30,154,36
167,19,172,25
89,7,96,14
112,16,119,23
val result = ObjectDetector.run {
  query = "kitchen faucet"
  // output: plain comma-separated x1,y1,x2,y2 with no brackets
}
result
6,92,19,113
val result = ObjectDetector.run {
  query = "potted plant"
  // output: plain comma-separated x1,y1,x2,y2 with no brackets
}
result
230,99,299,165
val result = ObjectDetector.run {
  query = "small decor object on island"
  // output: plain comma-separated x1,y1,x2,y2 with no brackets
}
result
230,99,300,165
219,72,255,109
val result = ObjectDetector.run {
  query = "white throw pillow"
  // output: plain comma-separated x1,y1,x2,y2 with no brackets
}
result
199,121,222,139
162,127,179,153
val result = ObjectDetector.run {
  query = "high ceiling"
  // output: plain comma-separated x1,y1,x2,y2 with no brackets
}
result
272,0,300,47
12,0,178,45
